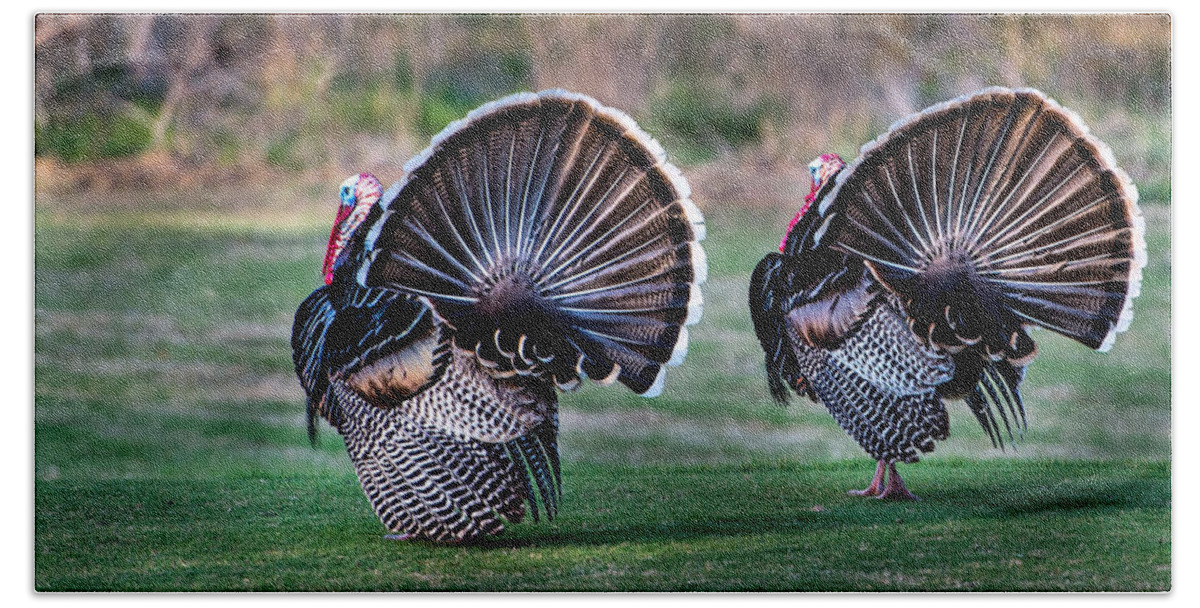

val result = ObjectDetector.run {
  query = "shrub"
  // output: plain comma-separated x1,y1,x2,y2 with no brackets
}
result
35,112,154,163
648,81,781,165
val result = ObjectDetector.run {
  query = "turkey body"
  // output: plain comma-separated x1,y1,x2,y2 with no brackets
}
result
750,88,1145,499
293,90,706,541
293,283,561,542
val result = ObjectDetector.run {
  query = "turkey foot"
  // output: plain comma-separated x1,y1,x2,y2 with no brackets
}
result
383,533,416,541
876,462,919,501
848,460,887,497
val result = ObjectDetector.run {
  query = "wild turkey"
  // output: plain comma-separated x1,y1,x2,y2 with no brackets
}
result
749,88,1145,499
292,90,707,542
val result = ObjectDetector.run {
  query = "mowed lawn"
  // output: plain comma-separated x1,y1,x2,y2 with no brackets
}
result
33,187,1171,591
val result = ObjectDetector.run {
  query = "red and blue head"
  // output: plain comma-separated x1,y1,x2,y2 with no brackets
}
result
323,173,383,285
779,153,845,252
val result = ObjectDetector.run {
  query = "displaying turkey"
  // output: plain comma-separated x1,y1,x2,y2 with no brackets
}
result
749,88,1145,499
292,90,707,542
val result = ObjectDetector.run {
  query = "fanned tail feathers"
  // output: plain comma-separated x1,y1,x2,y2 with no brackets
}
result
816,88,1145,360
354,90,706,397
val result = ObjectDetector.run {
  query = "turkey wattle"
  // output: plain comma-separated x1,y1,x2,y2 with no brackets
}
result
292,90,707,542
749,88,1145,500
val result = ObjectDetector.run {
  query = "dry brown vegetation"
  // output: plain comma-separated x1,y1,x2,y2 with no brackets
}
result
35,13,1170,214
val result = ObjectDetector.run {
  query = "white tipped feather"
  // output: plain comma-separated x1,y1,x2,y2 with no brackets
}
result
680,198,706,241
378,181,403,210
1104,192,1147,349
1098,327,1118,353
555,376,581,391
812,212,836,245
641,366,669,398
689,242,709,286
599,99,669,165
667,326,690,367
663,162,693,200
537,88,588,104
362,209,392,252
355,253,374,286
595,363,622,386
685,283,705,326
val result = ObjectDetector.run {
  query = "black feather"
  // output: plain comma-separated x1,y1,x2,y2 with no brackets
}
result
749,253,794,404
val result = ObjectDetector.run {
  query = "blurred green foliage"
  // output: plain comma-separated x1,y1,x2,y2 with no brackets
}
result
642,15,785,163
415,50,535,139
34,13,1170,199
35,111,155,162
649,81,782,164
265,129,303,171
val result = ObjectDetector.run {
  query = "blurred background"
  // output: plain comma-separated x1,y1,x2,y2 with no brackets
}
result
34,13,1170,481
34,13,1169,202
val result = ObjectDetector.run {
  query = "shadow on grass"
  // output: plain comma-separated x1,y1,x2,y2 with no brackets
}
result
473,465,1170,551
986,480,1167,516
478,515,817,550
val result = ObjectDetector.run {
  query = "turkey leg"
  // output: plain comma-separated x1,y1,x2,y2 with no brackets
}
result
877,462,919,501
847,460,887,497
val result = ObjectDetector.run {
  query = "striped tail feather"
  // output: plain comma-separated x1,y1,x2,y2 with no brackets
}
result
816,87,1145,359
504,412,562,522
964,360,1028,451
356,90,706,396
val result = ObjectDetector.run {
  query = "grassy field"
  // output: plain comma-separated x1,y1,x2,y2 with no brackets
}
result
33,186,1171,591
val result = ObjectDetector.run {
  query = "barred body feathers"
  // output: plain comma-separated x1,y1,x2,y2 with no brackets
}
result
750,88,1144,499
293,90,705,541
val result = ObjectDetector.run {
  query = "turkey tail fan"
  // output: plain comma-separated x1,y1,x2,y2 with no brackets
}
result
356,90,707,397
816,87,1146,360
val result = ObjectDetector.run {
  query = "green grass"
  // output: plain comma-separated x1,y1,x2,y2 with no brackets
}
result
36,460,1168,591
33,192,1171,591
